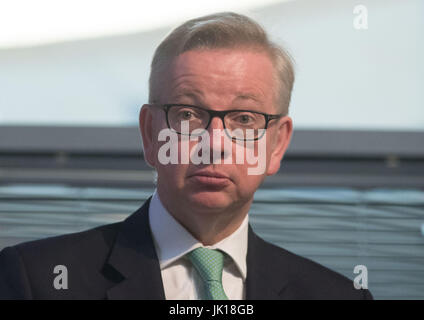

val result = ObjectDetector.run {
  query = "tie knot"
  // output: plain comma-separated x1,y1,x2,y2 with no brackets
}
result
187,247,225,282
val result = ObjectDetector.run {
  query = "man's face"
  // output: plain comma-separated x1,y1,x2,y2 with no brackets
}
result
141,48,292,215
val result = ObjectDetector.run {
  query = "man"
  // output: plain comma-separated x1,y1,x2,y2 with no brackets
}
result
0,12,372,300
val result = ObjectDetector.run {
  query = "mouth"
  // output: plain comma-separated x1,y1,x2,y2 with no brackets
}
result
188,170,232,188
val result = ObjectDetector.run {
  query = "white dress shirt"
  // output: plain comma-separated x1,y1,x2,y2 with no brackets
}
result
148,190,248,300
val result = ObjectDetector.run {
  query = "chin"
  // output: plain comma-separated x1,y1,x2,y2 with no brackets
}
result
187,190,233,211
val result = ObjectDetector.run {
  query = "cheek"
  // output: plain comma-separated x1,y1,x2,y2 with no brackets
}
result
261,134,275,163
233,165,266,200
233,138,271,176
156,163,188,188
156,140,193,181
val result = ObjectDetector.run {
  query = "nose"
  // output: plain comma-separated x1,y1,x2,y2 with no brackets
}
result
207,116,225,132
206,116,231,164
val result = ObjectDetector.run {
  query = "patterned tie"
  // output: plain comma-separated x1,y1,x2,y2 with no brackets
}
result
187,247,229,300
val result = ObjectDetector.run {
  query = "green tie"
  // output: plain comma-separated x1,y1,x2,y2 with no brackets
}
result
187,247,229,300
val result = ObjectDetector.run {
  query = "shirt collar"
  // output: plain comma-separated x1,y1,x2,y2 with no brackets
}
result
148,190,248,280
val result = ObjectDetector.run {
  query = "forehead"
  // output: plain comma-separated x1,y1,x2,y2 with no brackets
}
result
162,48,277,109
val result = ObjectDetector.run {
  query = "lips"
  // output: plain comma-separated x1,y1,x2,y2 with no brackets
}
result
190,170,229,179
188,170,231,188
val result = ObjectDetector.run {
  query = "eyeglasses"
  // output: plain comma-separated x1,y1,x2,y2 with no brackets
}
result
158,104,283,141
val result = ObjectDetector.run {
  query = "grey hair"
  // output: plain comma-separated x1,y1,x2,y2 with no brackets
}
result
148,12,295,115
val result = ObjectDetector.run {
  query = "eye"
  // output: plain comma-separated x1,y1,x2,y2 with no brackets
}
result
176,108,199,120
234,113,255,124
181,110,193,120
239,114,252,123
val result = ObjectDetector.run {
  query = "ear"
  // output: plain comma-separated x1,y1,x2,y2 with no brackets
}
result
139,104,157,168
266,116,293,176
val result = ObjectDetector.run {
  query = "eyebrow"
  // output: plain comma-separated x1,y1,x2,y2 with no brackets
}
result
233,93,263,104
173,92,201,100
171,88,204,102
171,87,263,106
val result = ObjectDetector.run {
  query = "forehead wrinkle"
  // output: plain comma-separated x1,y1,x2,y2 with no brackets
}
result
168,75,205,100
170,80,267,109
232,92,264,104
172,73,266,97
172,87,205,100
167,52,273,108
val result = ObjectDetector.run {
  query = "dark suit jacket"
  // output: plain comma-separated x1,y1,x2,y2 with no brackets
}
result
0,197,372,299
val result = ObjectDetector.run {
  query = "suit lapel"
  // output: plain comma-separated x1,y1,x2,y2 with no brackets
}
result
245,225,290,300
105,198,166,300
103,198,290,300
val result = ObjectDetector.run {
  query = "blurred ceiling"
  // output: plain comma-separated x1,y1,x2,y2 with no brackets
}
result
0,0,294,48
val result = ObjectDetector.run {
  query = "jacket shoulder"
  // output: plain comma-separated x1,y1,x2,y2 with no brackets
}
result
254,235,372,299
0,222,122,299
14,221,121,260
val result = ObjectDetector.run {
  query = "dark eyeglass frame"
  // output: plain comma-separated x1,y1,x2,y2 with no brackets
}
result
158,103,283,141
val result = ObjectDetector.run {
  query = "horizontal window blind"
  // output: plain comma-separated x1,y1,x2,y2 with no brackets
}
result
1,184,423,299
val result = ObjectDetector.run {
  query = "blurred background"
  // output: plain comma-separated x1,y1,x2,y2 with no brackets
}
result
0,0,423,299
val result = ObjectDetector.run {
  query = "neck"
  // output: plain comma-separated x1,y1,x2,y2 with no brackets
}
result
157,190,250,246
